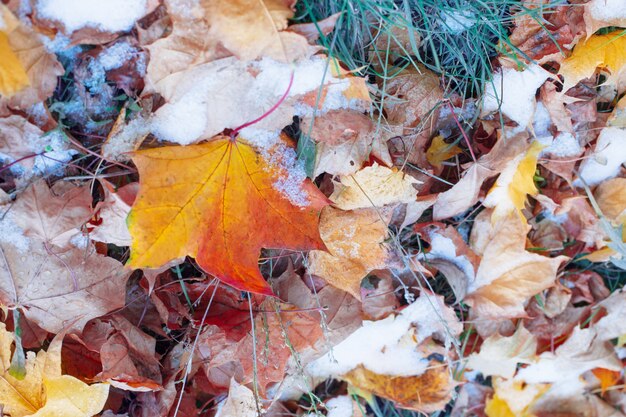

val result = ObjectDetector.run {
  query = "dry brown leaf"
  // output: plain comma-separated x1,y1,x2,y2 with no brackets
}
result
10,180,93,248
0,240,130,333
465,212,568,321
330,163,419,210
300,110,392,177
217,379,258,417
0,115,45,171
308,207,391,298
595,178,626,223
383,67,442,131
287,12,342,42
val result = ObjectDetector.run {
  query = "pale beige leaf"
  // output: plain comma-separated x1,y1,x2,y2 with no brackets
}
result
466,326,537,379
595,178,626,223
0,240,130,333
330,163,419,210
466,212,568,320
216,379,258,417
308,207,390,298
91,182,138,246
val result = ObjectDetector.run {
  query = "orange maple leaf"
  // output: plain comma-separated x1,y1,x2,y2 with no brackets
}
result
127,135,328,295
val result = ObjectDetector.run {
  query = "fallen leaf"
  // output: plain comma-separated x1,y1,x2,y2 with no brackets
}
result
206,0,313,62
595,178,626,223
0,323,109,417
287,12,342,42
486,378,548,417
583,0,626,41
559,32,626,95
300,110,392,177
0,239,131,334
127,135,328,295
91,181,138,247
483,140,542,223
426,135,462,168
308,207,390,298
0,30,29,97
10,180,93,248
330,163,420,211
592,368,622,396
465,212,568,321
592,290,626,341
466,326,537,379
217,379,258,417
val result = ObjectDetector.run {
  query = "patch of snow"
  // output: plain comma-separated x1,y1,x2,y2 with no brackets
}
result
441,8,476,33
98,41,138,71
326,396,354,417
482,65,551,133
586,0,626,24
0,11,5,30
0,215,30,253
575,127,626,186
27,103,48,127
422,231,476,281
537,132,582,158
70,232,89,249
35,0,148,33
306,294,460,378
532,101,552,138
40,33,71,54
32,130,77,176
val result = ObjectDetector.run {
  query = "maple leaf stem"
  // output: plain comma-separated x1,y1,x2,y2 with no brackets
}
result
231,70,295,139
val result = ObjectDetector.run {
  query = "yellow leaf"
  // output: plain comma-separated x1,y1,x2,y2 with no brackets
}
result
0,31,29,97
127,135,328,295
485,395,516,417
484,141,542,223
559,32,626,94
426,135,462,168
592,368,621,395
0,323,109,417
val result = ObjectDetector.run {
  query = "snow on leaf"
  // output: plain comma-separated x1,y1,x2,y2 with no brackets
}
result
0,323,109,417
308,207,390,299
127,135,328,295
330,163,420,211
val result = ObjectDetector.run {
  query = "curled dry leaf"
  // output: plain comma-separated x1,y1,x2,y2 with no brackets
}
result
308,207,391,299
0,323,109,417
433,133,530,220
583,0,626,41
127,136,328,295
330,163,419,210
465,212,568,321
91,181,139,247
300,110,392,177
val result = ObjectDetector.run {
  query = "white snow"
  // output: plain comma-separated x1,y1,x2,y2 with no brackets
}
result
40,33,71,54
441,8,476,33
98,41,139,71
306,294,461,378
326,396,354,417
35,0,148,33
537,132,582,158
482,65,551,133
32,130,77,176
0,215,30,253
532,101,552,138
576,127,626,186
586,0,626,26
422,231,476,281
0,11,5,30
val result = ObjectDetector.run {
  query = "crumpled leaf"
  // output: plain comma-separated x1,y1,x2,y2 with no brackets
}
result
330,163,420,210
127,136,328,295
559,32,626,94
0,323,109,417
465,211,568,321
466,326,537,379
91,181,138,247
483,140,542,223
300,110,392,177
308,207,391,298
433,133,530,220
